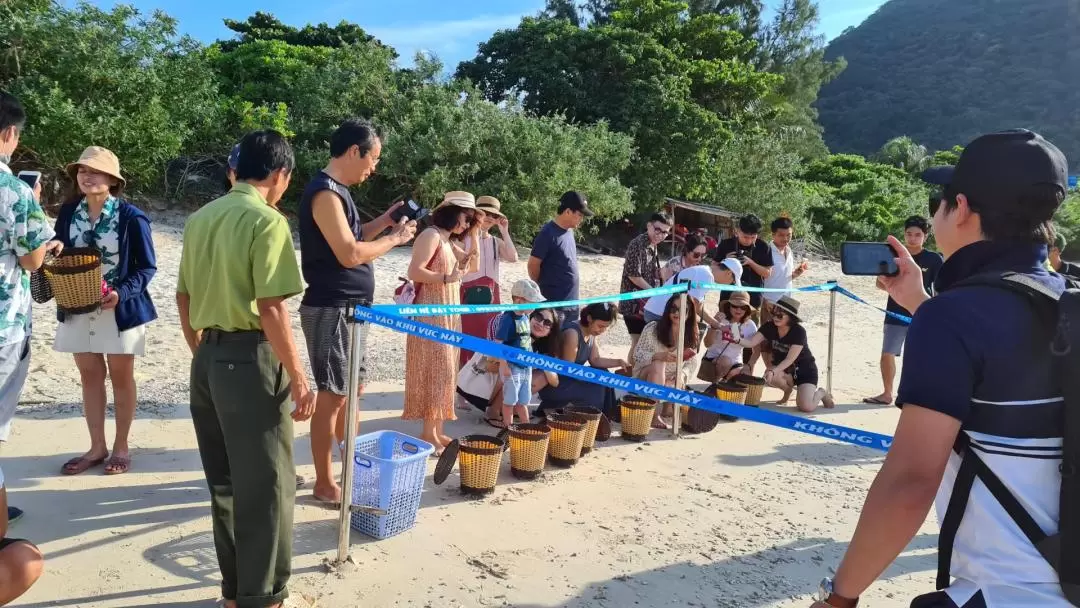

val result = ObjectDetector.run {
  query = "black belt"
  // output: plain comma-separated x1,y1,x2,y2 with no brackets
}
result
201,328,266,344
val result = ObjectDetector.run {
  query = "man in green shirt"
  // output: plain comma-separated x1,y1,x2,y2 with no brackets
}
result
177,130,316,608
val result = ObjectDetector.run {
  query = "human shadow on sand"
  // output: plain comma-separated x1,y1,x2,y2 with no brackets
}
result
512,533,937,608
716,441,884,468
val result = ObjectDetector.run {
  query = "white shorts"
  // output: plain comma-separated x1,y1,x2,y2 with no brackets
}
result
54,308,147,355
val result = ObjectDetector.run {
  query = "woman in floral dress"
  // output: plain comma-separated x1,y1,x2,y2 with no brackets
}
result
50,147,157,476
402,191,479,453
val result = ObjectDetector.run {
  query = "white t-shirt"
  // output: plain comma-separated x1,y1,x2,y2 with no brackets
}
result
705,320,758,361
762,242,794,303
643,265,714,317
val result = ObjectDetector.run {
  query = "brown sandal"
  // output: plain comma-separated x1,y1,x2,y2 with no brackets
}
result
103,455,131,475
62,454,107,476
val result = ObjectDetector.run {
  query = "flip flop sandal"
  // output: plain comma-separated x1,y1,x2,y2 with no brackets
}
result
862,396,892,405
484,417,503,429
103,456,131,475
61,454,107,476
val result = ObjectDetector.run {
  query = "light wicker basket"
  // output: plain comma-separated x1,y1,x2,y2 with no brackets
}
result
508,423,550,480
546,413,587,467
620,398,656,442
43,248,103,315
565,405,602,455
458,435,504,495
733,374,766,406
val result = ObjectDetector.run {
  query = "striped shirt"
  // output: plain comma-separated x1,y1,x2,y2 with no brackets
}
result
897,241,1069,607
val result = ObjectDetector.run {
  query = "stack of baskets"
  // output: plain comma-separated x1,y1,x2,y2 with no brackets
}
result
547,413,588,467
508,423,550,479
619,396,656,442
734,374,767,406
40,248,104,314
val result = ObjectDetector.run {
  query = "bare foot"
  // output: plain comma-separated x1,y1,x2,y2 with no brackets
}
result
438,434,454,446
313,483,342,504
823,392,836,409
420,432,444,453
651,417,670,430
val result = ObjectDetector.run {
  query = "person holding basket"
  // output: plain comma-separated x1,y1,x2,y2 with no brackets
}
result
48,146,157,476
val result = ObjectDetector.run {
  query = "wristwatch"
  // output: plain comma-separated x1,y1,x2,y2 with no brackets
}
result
818,578,859,608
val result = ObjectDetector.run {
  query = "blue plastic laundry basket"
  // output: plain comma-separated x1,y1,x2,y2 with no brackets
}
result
350,430,435,539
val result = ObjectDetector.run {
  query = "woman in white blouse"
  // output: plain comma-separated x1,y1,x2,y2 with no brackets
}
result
458,196,517,367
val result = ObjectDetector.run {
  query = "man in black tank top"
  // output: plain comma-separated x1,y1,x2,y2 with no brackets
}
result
296,119,417,504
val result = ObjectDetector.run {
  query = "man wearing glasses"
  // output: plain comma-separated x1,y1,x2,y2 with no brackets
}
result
715,214,774,309
619,213,672,362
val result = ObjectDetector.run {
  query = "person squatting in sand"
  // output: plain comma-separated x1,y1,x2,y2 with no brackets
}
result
631,294,700,429
701,291,758,382
495,279,546,428
731,295,835,412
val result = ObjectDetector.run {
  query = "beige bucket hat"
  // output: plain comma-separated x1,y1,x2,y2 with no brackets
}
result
433,190,476,211
475,195,504,218
66,146,126,188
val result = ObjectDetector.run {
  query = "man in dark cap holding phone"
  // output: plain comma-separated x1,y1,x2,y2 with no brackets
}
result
529,190,592,322
810,129,1072,608
296,118,417,505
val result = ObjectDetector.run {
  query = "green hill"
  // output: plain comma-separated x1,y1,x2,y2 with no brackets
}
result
815,0,1080,168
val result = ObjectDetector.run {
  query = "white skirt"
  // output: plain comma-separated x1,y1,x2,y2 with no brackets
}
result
53,307,147,355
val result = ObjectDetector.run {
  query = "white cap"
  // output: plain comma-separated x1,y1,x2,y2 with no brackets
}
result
511,278,546,303
719,257,743,286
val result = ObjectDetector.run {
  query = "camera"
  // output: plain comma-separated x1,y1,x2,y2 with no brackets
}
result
389,199,429,223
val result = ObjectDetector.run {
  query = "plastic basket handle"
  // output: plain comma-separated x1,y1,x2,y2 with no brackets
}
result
354,456,373,468
402,442,420,454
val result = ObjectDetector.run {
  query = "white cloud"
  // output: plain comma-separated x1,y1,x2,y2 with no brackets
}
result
368,13,528,64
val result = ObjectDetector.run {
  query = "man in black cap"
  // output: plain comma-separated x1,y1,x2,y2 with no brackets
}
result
528,191,592,322
810,129,1072,608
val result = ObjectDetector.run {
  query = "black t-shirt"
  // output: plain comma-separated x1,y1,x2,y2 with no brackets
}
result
714,237,772,305
759,322,814,370
298,171,375,307
884,249,944,325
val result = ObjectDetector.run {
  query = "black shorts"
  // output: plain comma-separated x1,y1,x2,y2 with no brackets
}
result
791,362,819,387
624,315,647,335
0,537,29,551
910,591,986,608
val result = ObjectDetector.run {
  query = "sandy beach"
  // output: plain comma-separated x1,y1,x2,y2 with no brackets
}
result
1,213,938,607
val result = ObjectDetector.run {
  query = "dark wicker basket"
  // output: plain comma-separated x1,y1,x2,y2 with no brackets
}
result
458,435,504,495
733,374,766,406
43,247,102,315
29,253,55,304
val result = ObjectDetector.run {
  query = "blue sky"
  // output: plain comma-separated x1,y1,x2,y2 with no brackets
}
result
78,0,886,68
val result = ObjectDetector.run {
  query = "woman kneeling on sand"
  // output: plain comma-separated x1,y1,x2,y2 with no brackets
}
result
631,296,700,428
728,296,834,413
51,147,157,476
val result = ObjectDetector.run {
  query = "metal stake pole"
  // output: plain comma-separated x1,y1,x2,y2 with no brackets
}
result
672,292,688,438
336,314,365,564
826,284,837,396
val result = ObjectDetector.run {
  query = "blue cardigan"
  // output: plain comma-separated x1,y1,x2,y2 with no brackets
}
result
53,200,158,331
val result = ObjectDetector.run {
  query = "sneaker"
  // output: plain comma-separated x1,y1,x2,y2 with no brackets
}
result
7,506,23,525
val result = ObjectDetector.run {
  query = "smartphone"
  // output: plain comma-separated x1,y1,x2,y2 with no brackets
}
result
840,242,899,276
389,199,429,223
17,171,41,189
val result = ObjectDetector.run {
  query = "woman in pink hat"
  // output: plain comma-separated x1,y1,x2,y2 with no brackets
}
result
48,146,157,476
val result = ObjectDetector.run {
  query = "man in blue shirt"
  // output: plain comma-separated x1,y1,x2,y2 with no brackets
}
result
813,130,1072,608
528,191,591,323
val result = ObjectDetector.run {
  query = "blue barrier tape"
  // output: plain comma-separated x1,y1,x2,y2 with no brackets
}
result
373,282,690,317
832,286,912,325
690,281,838,294
354,305,895,452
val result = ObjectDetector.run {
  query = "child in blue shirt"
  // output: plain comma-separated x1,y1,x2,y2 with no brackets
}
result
497,279,546,428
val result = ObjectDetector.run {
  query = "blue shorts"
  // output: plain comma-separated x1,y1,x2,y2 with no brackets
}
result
503,366,532,406
882,323,908,356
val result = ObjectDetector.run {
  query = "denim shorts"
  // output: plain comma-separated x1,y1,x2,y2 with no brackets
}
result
502,366,532,406
882,323,908,356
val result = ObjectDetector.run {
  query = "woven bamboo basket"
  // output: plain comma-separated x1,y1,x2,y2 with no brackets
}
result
508,423,550,480
620,398,655,442
43,248,103,315
714,381,747,405
546,413,587,467
733,374,766,406
565,405,602,455
458,435,504,495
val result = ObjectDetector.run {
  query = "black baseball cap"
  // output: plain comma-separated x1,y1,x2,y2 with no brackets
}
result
922,129,1068,216
558,190,594,217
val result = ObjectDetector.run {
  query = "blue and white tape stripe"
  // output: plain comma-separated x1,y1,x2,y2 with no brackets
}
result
354,305,895,452
832,286,912,325
689,281,838,294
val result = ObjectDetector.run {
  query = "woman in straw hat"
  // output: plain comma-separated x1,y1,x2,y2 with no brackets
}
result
402,191,480,453
700,291,759,382
49,146,157,476
458,195,517,368
728,295,834,412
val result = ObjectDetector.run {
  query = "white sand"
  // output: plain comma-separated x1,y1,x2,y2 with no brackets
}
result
2,215,938,607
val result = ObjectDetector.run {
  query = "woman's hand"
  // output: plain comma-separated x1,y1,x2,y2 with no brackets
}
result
444,268,464,283
45,240,64,256
653,352,678,363
101,289,119,310
496,216,509,231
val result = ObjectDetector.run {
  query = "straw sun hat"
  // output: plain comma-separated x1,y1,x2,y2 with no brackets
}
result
433,190,477,211
66,146,126,188
475,195,504,218
772,295,802,323
721,291,756,318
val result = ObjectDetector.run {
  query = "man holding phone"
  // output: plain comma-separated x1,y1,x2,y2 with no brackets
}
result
863,215,942,406
297,118,417,505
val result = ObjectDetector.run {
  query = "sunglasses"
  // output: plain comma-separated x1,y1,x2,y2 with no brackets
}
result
530,313,554,328
773,310,789,319
689,251,706,259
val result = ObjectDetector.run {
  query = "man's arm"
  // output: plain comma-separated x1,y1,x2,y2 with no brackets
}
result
625,239,653,289
527,256,542,283
176,292,201,355
528,229,550,283
14,185,54,272
359,201,401,241
312,191,414,267
257,295,309,396
745,242,773,279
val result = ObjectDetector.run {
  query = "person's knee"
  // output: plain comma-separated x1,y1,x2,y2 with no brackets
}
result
0,540,44,600
76,358,107,384
315,391,347,414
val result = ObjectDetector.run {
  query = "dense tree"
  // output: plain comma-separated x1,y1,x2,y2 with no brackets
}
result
875,136,930,174
816,0,1080,170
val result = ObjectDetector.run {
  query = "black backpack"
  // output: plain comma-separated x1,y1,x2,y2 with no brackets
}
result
936,271,1079,605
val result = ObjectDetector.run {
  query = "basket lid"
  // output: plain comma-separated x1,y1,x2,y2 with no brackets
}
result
433,439,460,485
733,373,766,386
714,381,748,392
594,414,612,442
